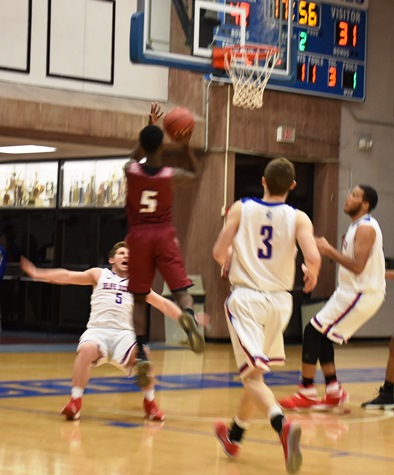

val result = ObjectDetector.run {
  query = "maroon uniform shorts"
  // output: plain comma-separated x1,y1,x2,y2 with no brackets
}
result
126,224,193,295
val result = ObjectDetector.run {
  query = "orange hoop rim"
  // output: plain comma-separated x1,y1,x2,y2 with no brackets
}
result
212,44,280,70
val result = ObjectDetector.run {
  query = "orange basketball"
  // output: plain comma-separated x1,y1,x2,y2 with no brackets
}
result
163,106,195,139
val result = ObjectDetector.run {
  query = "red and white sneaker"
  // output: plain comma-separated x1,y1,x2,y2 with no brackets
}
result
143,399,165,421
214,421,240,459
278,386,320,411
280,421,303,473
61,398,82,420
317,384,349,410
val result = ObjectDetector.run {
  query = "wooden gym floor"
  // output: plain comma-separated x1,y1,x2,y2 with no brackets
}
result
0,337,393,475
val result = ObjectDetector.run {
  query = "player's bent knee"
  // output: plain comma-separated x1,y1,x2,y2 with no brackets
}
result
302,323,323,365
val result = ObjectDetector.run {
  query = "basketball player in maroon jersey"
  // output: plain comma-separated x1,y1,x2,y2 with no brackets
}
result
124,103,205,387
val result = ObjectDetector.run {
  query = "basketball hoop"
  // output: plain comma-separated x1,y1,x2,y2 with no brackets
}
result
212,45,280,110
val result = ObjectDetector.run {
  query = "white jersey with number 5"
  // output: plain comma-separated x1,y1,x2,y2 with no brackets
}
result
229,197,298,292
88,268,134,331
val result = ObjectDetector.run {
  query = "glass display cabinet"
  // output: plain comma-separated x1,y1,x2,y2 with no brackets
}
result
60,158,128,208
0,162,58,208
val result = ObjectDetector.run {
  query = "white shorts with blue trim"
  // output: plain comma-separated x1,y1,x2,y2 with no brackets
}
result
311,287,385,344
225,287,293,378
77,328,137,374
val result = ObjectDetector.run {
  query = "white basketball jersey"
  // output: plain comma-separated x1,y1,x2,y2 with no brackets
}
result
338,214,386,293
88,268,134,330
229,198,298,291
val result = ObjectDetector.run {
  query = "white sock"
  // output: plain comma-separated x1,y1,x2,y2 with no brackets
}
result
71,387,84,399
234,415,250,430
267,405,283,420
143,389,155,402
326,382,340,394
299,385,318,397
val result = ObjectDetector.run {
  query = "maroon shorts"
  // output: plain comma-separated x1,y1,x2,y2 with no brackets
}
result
126,224,193,295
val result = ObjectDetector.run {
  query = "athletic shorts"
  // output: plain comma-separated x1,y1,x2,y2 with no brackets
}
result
77,328,137,375
311,287,385,344
225,287,293,378
126,224,192,294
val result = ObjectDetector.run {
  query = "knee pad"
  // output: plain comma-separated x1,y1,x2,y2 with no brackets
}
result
302,323,323,365
319,335,335,365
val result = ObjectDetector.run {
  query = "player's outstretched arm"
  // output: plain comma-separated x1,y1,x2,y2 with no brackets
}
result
146,290,182,320
20,256,99,286
171,128,201,185
146,290,210,327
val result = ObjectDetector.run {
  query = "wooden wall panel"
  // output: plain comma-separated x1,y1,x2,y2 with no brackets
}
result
312,163,339,299
168,69,206,118
207,84,341,160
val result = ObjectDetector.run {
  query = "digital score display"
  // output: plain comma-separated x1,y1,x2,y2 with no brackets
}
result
292,0,367,100
218,0,368,101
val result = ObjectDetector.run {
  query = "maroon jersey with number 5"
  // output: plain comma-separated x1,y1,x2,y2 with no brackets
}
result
124,160,192,295
125,161,174,226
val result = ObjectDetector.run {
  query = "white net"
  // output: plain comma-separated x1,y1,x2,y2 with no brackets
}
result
224,47,280,110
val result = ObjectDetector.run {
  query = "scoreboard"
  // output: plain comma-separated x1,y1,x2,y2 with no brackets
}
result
291,0,367,100
217,0,368,101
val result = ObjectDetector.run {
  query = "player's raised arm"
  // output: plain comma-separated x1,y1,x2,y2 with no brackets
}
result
146,290,181,320
20,256,100,286
172,131,201,185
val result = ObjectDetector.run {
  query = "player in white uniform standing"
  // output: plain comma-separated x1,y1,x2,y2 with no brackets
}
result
212,158,321,474
279,185,386,411
20,242,183,422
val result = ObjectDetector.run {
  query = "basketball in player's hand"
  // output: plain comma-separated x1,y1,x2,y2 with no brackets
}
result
163,106,195,140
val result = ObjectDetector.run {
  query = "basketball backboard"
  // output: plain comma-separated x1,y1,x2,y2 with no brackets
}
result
130,0,295,80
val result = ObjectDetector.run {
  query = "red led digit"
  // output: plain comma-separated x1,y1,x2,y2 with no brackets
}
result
309,64,317,84
328,66,337,87
275,0,289,20
352,24,358,47
230,2,250,26
338,21,348,46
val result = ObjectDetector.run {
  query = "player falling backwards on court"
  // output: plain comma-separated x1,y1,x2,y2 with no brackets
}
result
279,185,386,411
124,103,204,387
20,242,185,422
213,158,321,473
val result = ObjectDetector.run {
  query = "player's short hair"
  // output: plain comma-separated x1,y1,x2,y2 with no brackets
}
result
264,157,295,195
139,125,164,153
108,241,127,259
359,184,378,211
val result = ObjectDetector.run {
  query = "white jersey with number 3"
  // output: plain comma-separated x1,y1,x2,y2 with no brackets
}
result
229,198,298,291
88,268,134,331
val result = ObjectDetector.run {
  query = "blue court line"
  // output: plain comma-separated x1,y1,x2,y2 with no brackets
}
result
0,342,186,353
0,344,78,353
0,367,385,399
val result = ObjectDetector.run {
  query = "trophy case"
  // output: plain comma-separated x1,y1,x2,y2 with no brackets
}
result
60,158,128,208
0,157,129,333
0,162,58,208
